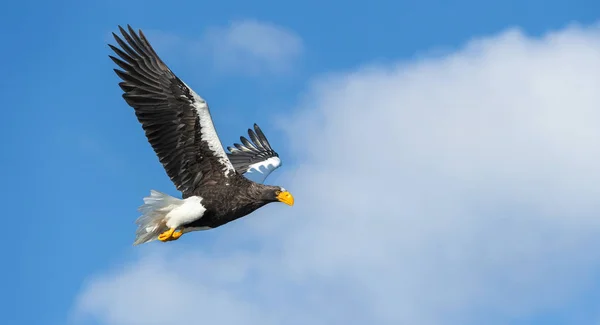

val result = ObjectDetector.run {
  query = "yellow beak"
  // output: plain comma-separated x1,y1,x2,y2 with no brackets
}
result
276,191,294,206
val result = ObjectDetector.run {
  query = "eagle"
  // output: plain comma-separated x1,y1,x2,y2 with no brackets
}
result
107,25,294,245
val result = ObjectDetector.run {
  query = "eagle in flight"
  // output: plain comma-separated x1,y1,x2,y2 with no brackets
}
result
108,25,293,245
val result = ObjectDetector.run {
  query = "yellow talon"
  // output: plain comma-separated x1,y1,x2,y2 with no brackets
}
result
171,230,183,240
157,228,183,242
157,228,176,242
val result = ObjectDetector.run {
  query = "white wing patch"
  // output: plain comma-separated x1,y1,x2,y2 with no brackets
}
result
182,81,235,176
242,156,282,184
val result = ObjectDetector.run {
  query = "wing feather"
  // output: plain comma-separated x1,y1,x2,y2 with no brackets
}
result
109,25,235,196
226,124,281,183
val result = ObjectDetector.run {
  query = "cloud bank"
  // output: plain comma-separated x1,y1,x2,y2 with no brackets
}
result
75,22,600,325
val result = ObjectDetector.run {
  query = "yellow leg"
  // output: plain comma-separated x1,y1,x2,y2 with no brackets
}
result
157,228,176,242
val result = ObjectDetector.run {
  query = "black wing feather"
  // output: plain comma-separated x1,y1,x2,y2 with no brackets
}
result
109,25,234,196
227,124,280,174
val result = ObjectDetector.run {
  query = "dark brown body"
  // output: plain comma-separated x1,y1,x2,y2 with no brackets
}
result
184,174,278,229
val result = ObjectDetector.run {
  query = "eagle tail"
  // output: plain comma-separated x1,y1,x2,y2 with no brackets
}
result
133,190,184,245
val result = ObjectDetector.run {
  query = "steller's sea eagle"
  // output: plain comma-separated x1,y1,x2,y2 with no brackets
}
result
108,25,294,245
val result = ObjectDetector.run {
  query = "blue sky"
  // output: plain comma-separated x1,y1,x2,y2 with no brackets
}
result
4,0,600,324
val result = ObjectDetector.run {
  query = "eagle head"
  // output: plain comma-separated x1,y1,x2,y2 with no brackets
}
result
260,185,294,206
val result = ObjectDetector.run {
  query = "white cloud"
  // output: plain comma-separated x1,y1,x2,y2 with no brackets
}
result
74,22,600,325
200,19,303,76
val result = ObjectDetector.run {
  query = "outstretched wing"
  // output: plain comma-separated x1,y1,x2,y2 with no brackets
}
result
226,124,281,184
108,25,235,196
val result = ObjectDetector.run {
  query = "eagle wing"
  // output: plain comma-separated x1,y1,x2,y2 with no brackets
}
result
226,124,281,184
108,25,236,196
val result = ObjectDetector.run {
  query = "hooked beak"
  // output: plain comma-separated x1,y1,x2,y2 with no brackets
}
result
276,191,294,206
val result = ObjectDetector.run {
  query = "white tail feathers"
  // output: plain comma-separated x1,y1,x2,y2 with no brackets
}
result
133,190,185,246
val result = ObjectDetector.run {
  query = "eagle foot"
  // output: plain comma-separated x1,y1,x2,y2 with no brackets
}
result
171,230,183,240
157,228,183,242
158,228,175,242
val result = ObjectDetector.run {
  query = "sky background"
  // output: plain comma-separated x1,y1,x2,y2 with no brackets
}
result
3,0,600,324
